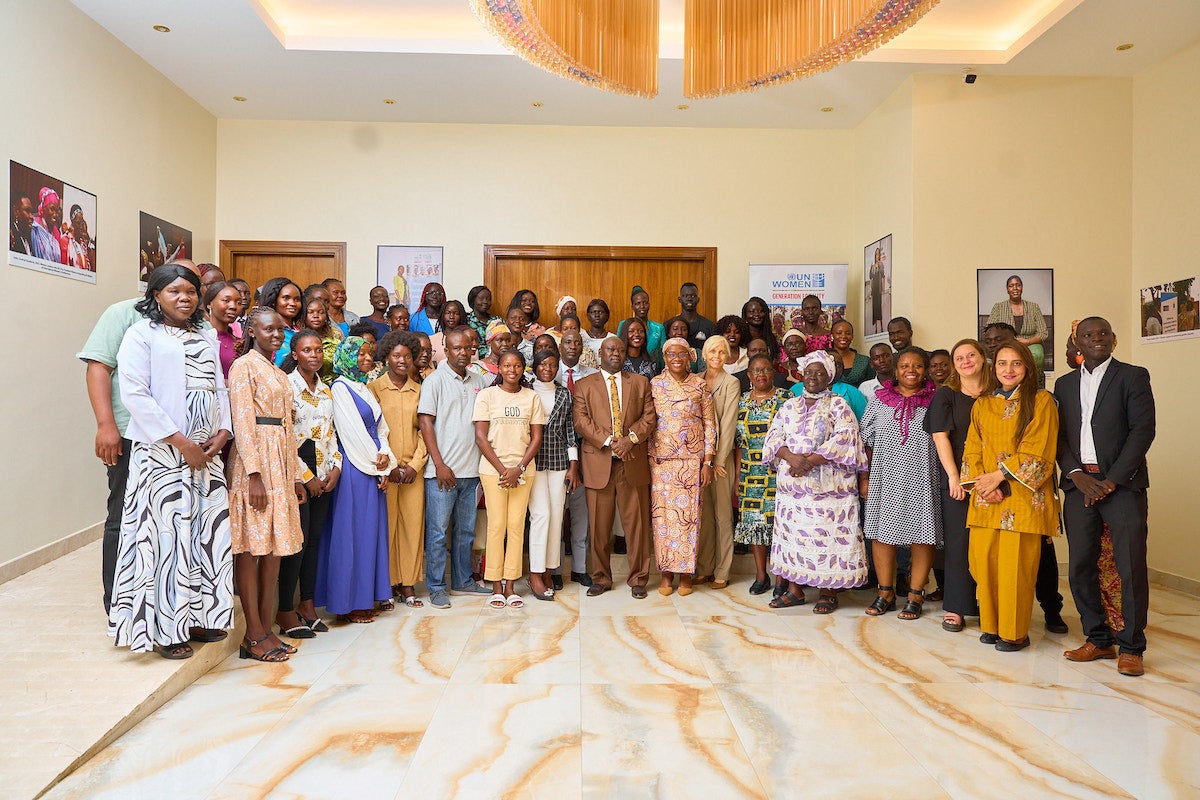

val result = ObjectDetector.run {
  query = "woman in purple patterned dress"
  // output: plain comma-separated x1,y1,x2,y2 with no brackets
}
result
762,351,868,612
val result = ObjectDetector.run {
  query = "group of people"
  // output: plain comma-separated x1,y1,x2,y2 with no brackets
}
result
10,186,95,270
80,266,1157,677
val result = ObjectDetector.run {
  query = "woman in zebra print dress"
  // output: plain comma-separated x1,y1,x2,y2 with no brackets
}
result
109,265,234,658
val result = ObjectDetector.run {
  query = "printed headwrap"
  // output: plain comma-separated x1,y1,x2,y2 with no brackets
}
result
796,350,835,384
37,187,60,220
485,317,511,343
333,336,371,383
555,295,577,316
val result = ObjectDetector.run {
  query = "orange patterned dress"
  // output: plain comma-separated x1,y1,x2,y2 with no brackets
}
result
227,350,303,556
648,372,716,573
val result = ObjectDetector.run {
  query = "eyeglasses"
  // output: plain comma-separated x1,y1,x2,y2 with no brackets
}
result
664,352,690,359
747,368,773,375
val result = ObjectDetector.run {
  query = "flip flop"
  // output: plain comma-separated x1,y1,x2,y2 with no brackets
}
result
506,594,525,609
403,595,424,608
488,594,507,609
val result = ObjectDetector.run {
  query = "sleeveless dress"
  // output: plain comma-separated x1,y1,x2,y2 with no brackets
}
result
314,379,391,614
109,335,234,651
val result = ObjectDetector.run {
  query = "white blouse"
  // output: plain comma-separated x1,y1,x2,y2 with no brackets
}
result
330,377,396,476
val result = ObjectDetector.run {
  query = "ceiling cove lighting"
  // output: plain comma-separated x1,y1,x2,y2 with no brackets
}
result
473,0,938,99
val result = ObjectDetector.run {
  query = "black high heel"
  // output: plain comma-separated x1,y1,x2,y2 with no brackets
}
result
239,635,289,662
865,584,896,616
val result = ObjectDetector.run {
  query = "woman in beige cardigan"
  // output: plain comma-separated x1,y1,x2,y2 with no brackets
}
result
696,335,742,589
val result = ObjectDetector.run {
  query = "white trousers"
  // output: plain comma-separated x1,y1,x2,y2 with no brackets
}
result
527,469,567,572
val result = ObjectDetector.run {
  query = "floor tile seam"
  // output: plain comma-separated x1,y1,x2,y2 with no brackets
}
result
703,683,780,800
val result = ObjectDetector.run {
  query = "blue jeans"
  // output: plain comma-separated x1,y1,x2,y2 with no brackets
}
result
424,477,480,593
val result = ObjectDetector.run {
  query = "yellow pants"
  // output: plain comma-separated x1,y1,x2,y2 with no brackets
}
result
480,471,534,581
969,527,1043,642
385,477,425,587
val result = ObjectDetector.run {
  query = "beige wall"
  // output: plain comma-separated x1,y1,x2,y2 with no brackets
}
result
1,1,217,566
215,121,853,319
1132,40,1200,584
852,78,915,347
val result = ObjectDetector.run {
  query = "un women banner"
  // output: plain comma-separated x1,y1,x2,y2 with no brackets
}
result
748,263,848,337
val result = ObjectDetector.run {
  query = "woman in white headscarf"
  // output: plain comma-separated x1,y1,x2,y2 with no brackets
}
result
762,350,868,612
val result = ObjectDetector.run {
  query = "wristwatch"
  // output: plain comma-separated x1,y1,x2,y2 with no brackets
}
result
518,463,528,474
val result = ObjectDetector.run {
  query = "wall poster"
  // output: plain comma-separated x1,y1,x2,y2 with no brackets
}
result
9,160,97,283
377,245,443,309
977,268,1055,372
1140,276,1199,342
139,212,193,289
863,234,892,341
748,263,848,340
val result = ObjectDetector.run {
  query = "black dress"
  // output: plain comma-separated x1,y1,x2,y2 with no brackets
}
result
924,385,977,617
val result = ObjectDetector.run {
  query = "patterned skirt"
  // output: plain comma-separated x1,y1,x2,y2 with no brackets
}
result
770,482,868,589
650,457,702,573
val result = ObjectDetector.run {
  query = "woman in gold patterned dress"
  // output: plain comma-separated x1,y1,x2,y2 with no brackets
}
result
961,340,1059,652
649,338,716,597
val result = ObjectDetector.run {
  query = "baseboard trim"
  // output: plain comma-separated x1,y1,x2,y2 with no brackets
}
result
1148,567,1200,597
0,523,102,585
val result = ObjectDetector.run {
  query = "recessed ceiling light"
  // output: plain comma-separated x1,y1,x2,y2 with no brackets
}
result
383,99,397,105
530,101,544,108
676,104,689,110
152,25,170,33
1116,43,1134,51
820,106,834,113
233,96,247,102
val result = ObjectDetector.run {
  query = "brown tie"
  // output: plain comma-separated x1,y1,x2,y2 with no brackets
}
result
608,374,622,438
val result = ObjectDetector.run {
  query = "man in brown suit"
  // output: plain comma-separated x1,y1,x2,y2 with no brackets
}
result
573,336,657,598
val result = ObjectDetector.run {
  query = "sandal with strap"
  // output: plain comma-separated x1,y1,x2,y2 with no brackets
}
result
769,591,805,609
898,589,925,621
865,585,896,616
812,591,839,615
240,635,289,662
154,642,194,660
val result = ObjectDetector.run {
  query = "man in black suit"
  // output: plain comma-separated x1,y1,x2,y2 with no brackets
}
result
1055,317,1156,677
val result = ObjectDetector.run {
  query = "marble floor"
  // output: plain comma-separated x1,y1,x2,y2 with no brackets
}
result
38,554,1200,800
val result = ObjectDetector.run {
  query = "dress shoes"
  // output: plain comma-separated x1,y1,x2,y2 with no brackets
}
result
613,536,627,555
1117,653,1144,677
979,632,1000,644
1063,641,1117,662
995,637,1030,652
551,574,564,591
587,584,610,597
571,571,593,587
1044,611,1069,635
631,586,648,599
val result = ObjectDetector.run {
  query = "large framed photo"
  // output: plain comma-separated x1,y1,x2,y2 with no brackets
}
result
977,268,1055,372
9,160,97,283
1140,276,1200,342
863,234,892,340
377,245,443,309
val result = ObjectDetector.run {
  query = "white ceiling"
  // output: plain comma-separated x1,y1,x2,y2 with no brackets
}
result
69,0,1200,129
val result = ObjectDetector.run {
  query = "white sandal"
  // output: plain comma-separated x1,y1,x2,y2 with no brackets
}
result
505,594,524,609
487,594,507,609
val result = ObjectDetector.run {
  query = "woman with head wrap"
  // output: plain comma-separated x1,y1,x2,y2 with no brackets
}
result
762,351,868,611
469,317,515,379
548,295,578,340
649,337,716,597
30,187,64,263
314,336,398,623
780,328,807,383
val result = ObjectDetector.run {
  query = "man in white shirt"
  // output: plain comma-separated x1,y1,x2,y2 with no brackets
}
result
553,330,597,588
1055,317,1156,677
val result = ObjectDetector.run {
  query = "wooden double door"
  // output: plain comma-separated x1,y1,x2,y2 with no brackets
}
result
218,240,346,295
483,245,717,330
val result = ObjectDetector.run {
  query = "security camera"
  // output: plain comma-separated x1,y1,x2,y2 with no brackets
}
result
964,73,977,84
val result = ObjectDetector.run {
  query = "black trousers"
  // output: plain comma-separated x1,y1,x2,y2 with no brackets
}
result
940,489,976,617
101,439,132,614
1064,487,1150,654
1035,535,1063,614
278,490,331,612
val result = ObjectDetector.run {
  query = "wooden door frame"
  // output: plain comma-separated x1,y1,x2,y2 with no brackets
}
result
218,240,347,282
483,244,718,320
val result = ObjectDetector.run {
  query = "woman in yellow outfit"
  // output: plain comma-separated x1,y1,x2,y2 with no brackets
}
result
961,340,1059,652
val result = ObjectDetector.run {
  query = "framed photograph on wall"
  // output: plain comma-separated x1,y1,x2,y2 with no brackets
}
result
863,234,892,340
1140,276,1200,342
139,211,192,289
377,245,443,310
977,268,1055,372
9,160,97,283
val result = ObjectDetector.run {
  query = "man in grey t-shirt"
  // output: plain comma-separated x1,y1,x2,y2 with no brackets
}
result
418,329,489,608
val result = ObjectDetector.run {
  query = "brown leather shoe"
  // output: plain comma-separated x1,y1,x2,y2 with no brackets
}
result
1063,641,1117,662
1117,653,1144,677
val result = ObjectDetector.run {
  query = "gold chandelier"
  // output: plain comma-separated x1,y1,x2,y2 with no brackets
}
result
471,0,939,99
